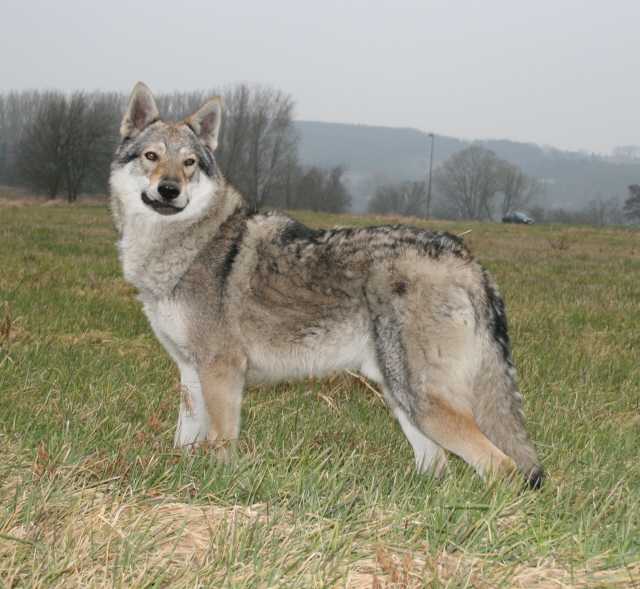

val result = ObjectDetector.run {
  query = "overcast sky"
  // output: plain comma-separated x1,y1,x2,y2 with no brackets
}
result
1,0,637,154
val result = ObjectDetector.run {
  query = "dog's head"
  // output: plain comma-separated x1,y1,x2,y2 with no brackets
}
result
110,82,222,220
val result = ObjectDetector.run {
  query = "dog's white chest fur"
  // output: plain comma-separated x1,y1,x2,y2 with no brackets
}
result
142,297,193,364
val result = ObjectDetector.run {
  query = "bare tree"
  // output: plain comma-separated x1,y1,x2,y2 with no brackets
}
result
584,196,624,226
293,165,352,212
434,145,504,220
368,181,425,216
498,162,542,216
61,92,87,200
217,85,298,211
62,93,119,201
16,92,68,198
281,152,299,209
0,94,7,182
16,92,119,200
295,166,324,210
218,84,251,188
4,84,299,205
623,184,640,222
84,92,126,193
249,88,297,211
0,90,44,184
322,166,351,212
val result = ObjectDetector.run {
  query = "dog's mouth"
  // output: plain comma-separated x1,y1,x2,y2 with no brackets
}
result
141,192,185,216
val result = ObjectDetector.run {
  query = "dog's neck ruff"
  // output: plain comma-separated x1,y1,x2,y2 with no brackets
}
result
117,184,243,299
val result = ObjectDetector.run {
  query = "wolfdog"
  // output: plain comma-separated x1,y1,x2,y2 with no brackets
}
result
110,82,543,488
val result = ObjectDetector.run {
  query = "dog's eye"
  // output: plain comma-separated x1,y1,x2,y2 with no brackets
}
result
144,151,158,162
184,158,196,167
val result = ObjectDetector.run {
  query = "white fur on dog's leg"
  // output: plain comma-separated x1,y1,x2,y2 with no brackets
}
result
394,408,447,476
174,363,210,448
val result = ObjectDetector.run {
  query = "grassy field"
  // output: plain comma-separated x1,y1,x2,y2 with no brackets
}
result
1,200,639,587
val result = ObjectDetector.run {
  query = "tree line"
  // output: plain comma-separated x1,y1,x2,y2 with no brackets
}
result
369,145,541,220
1,88,636,224
368,144,639,225
0,86,351,212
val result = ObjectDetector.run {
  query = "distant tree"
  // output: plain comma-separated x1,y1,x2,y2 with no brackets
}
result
0,94,7,182
218,84,251,191
62,93,119,201
84,92,126,193
623,184,640,222
583,196,624,226
434,145,504,220
16,92,118,201
16,92,68,198
281,152,299,209
538,197,625,226
293,165,351,213
612,146,640,162
323,165,352,212
217,84,298,212
546,207,606,225
295,166,324,210
5,84,300,203
0,90,44,185
368,181,425,216
498,162,542,216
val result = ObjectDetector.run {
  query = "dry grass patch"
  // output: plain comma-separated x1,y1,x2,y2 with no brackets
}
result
52,330,157,358
3,478,638,587
350,549,640,588
2,443,638,588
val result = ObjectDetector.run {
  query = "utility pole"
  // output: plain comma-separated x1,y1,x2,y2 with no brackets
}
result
425,132,435,218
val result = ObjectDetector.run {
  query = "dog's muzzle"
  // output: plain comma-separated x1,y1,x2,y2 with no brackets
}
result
141,191,185,215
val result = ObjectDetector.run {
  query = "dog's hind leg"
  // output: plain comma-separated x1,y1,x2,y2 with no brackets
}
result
174,362,210,448
363,306,449,477
360,338,447,476
393,407,448,476
414,396,518,480
377,342,511,479
367,277,516,481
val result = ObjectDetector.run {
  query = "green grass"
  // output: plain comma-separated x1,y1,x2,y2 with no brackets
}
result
1,202,639,587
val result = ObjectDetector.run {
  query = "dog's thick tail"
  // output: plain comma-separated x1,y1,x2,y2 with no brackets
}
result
473,272,544,489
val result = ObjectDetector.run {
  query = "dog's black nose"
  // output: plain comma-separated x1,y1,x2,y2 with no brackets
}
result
158,182,181,200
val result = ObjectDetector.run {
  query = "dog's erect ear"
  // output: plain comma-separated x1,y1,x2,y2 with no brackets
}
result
120,82,160,139
185,97,222,152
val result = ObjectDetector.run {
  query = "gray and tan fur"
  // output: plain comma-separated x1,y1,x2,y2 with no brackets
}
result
110,82,543,488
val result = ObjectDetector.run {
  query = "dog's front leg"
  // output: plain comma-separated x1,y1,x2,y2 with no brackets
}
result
199,353,247,462
174,362,211,448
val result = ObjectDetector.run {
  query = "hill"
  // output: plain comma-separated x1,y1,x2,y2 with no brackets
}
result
295,121,640,212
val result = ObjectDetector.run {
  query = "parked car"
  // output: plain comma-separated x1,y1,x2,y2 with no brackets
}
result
502,211,535,224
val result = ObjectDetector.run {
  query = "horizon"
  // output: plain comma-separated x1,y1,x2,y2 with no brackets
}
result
293,119,614,157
